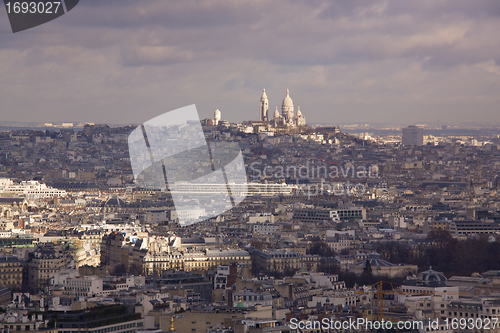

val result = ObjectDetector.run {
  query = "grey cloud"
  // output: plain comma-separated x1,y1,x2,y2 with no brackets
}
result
385,0,500,19
0,0,499,125
121,45,194,66
11,0,497,69
63,0,263,29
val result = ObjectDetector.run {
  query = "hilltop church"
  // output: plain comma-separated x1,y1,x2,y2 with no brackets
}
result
259,89,306,127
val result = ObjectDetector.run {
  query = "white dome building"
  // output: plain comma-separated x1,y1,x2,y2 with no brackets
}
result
296,106,306,126
214,109,221,125
282,89,294,121
264,88,306,128
273,106,280,119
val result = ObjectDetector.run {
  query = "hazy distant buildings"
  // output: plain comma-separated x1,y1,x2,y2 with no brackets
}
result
402,125,424,146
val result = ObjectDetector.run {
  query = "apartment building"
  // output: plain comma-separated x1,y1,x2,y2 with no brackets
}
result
0,255,23,290
63,276,103,297
27,243,72,292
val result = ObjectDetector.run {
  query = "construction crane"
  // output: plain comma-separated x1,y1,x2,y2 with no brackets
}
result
355,281,466,321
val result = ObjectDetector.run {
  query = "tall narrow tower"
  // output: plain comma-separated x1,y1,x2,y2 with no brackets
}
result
259,88,269,121
214,109,221,125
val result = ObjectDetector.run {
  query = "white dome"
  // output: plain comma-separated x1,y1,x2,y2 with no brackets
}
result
297,106,302,116
282,89,293,108
274,106,280,118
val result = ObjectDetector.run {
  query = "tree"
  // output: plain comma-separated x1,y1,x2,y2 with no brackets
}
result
427,229,454,248
307,239,336,257
363,260,372,275
360,260,374,285
339,248,350,255
128,263,143,275
318,258,340,274
112,264,127,275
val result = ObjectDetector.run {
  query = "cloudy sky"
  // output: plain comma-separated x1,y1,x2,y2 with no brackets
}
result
1,0,499,125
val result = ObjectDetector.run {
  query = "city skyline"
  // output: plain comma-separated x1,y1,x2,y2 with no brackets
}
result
0,0,499,125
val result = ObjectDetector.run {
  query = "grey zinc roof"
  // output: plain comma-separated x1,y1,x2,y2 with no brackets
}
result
353,258,395,267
